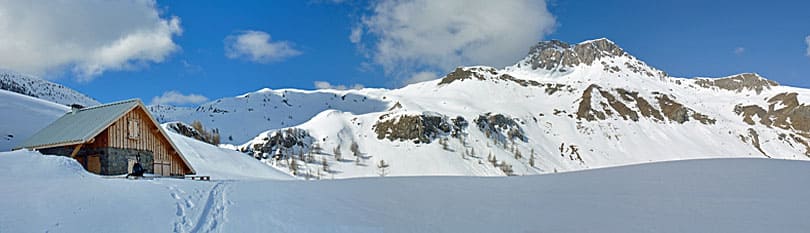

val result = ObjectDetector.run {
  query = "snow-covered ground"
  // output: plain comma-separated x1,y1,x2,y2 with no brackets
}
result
1,150,808,232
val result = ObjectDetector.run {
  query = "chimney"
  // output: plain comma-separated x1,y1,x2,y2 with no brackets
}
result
69,104,84,113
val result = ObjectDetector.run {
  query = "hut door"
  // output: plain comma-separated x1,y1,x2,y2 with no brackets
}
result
87,155,101,174
153,162,162,176
153,162,170,176
162,163,171,176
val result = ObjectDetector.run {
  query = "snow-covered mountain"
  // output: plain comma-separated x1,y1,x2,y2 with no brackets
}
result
150,38,810,179
0,89,69,151
0,69,99,107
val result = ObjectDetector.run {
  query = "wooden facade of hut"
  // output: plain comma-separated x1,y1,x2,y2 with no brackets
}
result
15,99,195,176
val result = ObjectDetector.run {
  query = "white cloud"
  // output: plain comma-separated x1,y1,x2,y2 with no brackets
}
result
0,0,182,81
349,27,363,44
354,0,556,76
313,81,364,90
404,71,438,85
734,47,745,55
225,30,301,63
151,91,209,106
805,36,810,57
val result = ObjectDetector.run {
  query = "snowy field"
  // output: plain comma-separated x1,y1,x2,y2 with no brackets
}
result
1,150,808,233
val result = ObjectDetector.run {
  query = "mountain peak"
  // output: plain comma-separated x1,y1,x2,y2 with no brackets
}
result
513,38,669,79
518,38,628,72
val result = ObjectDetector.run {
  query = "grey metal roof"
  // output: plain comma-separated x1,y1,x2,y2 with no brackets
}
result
15,99,140,150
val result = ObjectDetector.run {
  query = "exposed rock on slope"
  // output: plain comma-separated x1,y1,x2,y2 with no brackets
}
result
576,85,715,124
373,112,467,144
475,113,526,143
735,92,810,134
242,128,314,159
165,122,207,142
695,73,778,94
439,66,573,94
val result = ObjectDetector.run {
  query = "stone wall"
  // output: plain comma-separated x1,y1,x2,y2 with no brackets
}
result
103,148,154,175
39,146,154,175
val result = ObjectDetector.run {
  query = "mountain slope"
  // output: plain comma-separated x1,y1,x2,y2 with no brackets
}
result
154,38,810,178
0,89,69,151
149,88,389,144
0,69,99,107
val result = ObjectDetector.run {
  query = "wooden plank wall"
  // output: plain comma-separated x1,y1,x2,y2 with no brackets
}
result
98,107,190,175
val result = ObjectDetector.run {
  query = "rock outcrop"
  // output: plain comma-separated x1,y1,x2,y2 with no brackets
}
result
576,85,715,124
475,113,526,143
373,112,467,144
695,73,778,94
735,92,810,135
438,66,573,94
245,128,314,159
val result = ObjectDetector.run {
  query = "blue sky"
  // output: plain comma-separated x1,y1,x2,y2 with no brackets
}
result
3,0,810,105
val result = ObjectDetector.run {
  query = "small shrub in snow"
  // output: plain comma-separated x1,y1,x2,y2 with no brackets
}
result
439,138,450,151
350,141,360,157
311,142,323,154
322,157,329,172
499,162,514,176
333,145,342,161
377,160,390,177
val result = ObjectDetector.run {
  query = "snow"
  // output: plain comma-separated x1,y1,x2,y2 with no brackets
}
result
164,128,293,180
1,150,809,232
149,88,390,143
0,89,69,151
0,69,100,106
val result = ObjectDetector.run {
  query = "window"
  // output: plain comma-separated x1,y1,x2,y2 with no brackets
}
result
128,118,140,139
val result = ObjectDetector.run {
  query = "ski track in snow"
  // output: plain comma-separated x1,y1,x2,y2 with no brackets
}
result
188,182,229,233
160,181,230,233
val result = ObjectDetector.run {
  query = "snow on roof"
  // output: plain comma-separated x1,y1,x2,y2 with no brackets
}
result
15,99,140,150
